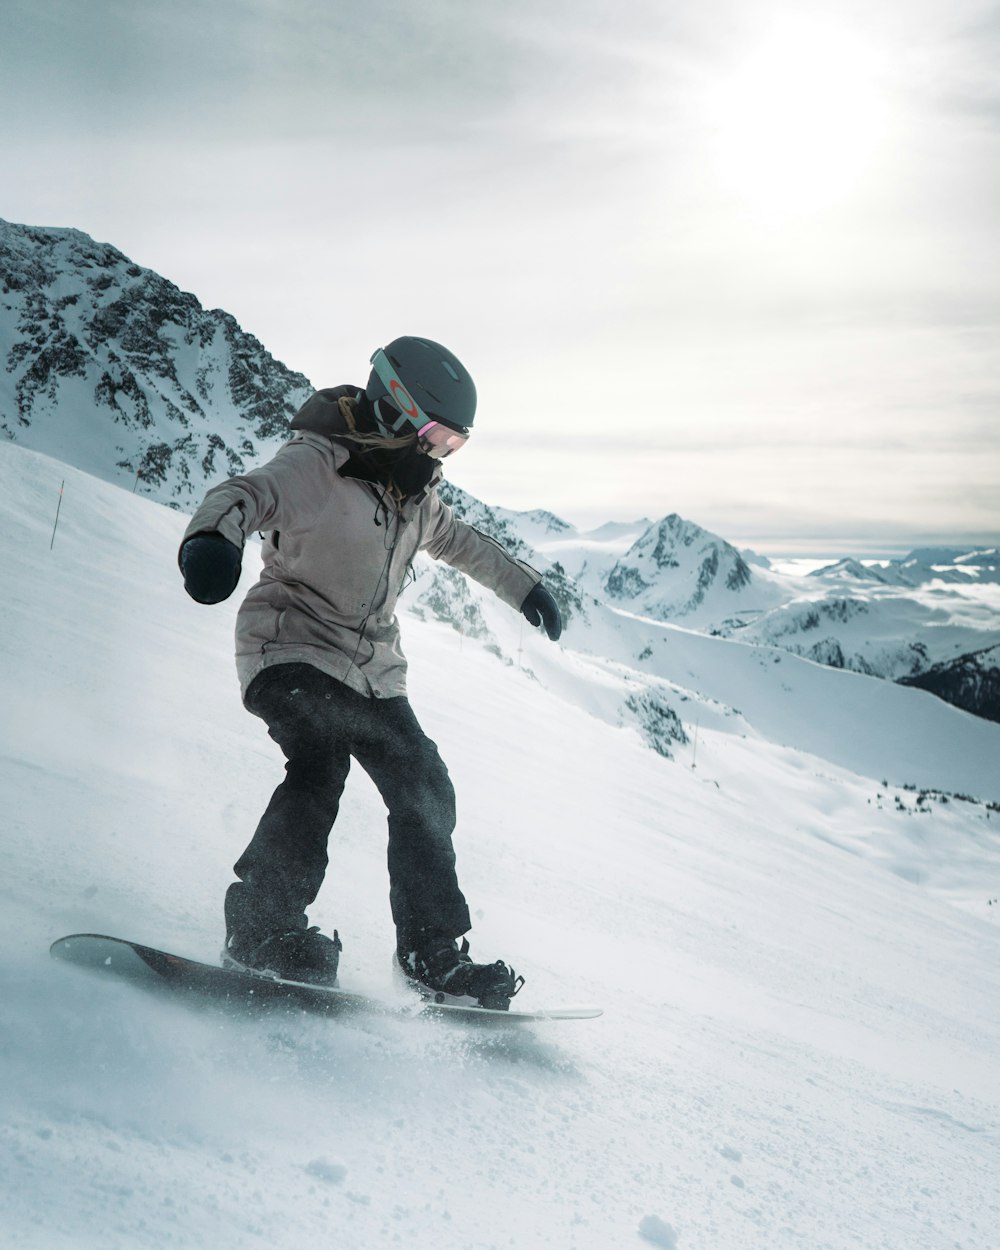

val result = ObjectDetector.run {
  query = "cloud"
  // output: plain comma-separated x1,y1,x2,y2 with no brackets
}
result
1,0,998,547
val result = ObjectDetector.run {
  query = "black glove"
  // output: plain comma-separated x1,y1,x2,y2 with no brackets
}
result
179,533,243,604
521,582,562,641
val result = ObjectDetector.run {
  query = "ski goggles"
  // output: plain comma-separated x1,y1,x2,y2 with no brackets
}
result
369,348,470,458
415,420,469,459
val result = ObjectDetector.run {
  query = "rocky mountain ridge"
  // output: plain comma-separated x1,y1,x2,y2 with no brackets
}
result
603,513,755,620
1,219,312,504
812,550,1000,588
899,643,1000,724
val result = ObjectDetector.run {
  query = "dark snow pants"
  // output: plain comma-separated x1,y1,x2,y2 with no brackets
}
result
225,662,471,955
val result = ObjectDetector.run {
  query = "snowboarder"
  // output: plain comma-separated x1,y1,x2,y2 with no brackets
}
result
178,337,562,1009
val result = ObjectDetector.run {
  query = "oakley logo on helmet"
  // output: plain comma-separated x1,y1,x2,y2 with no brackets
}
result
389,378,421,424
369,349,433,432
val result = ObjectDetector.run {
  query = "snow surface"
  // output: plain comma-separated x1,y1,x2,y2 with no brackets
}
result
3,442,1000,1250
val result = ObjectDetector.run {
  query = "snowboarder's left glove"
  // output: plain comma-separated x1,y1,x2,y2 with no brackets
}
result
521,583,562,641
180,532,243,604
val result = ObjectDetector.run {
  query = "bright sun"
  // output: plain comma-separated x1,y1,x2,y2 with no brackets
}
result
706,18,892,217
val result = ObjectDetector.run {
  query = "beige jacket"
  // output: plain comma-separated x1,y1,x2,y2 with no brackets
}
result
181,424,541,700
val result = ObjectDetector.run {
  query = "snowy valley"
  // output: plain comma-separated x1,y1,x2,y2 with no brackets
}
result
2,220,1000,1250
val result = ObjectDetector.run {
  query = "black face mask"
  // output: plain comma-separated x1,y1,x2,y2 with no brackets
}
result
384,441,438,497
347,440,437,499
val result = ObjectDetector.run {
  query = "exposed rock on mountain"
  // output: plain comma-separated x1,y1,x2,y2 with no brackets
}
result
437,480,538,564
1,219,312,504
903,546,999,569
812,549,1000,588
603,514,756,620
723,594,947,680
810,559,898,585
436,480,589,631
894,547,1000,586
899,644,1000,724
408,564,500,651
622,689,689,758
496,507,574,539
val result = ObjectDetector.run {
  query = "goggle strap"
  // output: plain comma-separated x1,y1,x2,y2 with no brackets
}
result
387,404,411,435
370,348,430,434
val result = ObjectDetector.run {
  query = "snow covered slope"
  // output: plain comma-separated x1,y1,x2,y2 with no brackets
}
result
3,441,1000,1250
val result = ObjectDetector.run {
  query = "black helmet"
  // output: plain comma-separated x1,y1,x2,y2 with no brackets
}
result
366,336,477,436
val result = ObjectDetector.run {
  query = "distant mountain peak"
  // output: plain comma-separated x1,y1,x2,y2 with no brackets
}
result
582,518,652,541
604,512,753,617
514,508,573,534
809,558,893,584
899,545,999,570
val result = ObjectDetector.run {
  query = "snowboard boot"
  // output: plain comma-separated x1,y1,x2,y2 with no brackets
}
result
223,926,343,986
395,935,524,1010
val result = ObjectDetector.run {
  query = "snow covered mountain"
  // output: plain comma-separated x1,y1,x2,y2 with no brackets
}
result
515,511,1000,721
728,554,1000,719
2,218,998,727
601,514,768,623
813,549,1000,588
900,642,1000,724
898,547,1000,581
0,218,311,503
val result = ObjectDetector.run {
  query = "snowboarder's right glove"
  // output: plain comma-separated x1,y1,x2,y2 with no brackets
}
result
521,582,562,641
180,533,243,604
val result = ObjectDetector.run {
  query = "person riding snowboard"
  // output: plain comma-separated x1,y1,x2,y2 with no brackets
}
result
179,336,562,1009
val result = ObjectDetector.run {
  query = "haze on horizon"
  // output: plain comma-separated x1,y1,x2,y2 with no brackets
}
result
1,0,998,555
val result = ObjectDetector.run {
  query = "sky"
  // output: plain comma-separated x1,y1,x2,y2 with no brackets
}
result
1,0,999,553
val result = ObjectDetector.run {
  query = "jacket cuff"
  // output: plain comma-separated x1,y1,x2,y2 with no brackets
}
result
181,500,248,550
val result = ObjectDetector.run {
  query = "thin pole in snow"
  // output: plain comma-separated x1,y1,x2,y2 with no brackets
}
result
133,469,142,493
691,711,700,770
50,480,65,550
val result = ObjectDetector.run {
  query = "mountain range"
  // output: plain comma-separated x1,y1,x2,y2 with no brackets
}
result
2,217,998,725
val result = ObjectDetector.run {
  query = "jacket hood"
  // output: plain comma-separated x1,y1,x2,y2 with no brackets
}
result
289,386,444,500
289,386,360,438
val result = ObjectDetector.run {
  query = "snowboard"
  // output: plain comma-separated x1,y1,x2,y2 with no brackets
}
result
49,934,603,1024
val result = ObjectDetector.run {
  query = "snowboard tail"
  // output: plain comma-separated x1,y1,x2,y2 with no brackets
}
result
50,932,380,1015
49,934,603,1023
